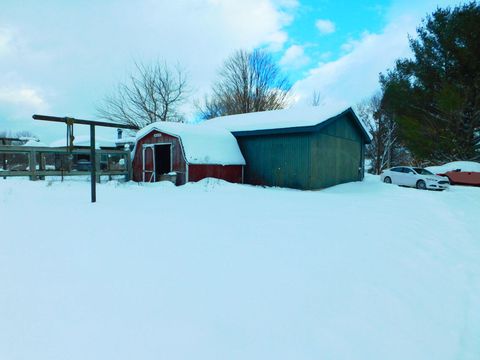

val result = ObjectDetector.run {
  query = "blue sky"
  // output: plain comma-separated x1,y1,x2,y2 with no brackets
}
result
275,0,389,79
0,0,467,142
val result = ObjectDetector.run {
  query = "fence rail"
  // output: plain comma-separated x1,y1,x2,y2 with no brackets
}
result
0,146,132,181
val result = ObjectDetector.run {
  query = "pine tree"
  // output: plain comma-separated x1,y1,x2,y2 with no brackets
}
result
381,2,480,163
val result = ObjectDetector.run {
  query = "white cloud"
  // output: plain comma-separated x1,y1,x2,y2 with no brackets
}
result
279,44,310,68
203,0,294,51
0,86,48,111
315,19,336,34
293,0,466,109
0,0,298,141
294,15,417,109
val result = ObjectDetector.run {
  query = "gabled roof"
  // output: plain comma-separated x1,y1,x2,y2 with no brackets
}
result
136,122,246,166
202,106,372,143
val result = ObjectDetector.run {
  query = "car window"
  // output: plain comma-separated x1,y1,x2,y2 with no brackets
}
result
414,168,433,175
403,168,414,174
391,167,403,172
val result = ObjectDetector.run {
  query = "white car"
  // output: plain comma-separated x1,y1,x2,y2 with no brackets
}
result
380,166,450,190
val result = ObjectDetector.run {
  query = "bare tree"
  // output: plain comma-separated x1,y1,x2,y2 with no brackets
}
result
199,49,292,119
97,61,189,128
196,96,226,120
0,130,38,143
356,93,409,174
15,130,38,140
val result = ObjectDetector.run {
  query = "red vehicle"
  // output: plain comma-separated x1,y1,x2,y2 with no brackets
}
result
437,169,480,187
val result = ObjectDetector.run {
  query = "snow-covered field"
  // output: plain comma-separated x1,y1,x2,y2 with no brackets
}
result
1,176,480,360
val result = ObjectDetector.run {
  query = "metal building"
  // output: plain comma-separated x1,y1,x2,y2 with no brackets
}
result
205,107,371,190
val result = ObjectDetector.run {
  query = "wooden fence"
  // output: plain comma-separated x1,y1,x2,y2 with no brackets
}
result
0,146,132,181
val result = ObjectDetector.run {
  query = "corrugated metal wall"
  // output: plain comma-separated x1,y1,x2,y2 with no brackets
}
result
238,132,311,189
237,113,364,190
309,115,363,189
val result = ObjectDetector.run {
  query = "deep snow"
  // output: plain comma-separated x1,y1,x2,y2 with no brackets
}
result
1,176,479,360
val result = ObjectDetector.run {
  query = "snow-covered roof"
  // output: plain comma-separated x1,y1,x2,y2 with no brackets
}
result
201,105,369,138
116,136,136,145
136,122,246,166
426,161,480,174
50,135,117,149
22,139,48,147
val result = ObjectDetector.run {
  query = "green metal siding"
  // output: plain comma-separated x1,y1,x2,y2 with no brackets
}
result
308,115,363,188
238,133,311,189
321,115,362,142
237,113,365,190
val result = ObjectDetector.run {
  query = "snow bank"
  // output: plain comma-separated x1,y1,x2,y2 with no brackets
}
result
0,177,479,360
50,135,117,149
202,104,369,136
426,161,480,174
136,122,245,165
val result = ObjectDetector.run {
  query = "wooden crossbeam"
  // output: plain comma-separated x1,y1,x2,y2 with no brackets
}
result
32,114,138,203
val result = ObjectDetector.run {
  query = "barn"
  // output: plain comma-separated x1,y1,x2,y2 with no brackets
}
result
203,106,371,190
132,122,245,185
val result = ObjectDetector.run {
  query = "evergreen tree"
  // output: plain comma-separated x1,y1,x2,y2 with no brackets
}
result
381,2,480,163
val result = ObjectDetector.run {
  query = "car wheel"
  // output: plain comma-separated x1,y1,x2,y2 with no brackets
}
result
416,180,427,190
384,176,392,184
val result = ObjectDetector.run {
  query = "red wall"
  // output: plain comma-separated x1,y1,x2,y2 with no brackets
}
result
133,130,243,185
189,164,243,184
132,130,187,183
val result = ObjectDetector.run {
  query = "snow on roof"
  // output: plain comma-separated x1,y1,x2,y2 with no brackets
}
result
201,104,366,134
50,135,117,149
22,139,48,147
426,161,480,174
136,122,246,166
116,136,136,145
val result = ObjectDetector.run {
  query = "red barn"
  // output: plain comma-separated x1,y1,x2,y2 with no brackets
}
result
132,122,245,185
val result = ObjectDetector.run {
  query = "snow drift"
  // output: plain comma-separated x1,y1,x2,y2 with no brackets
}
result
0,176,479,360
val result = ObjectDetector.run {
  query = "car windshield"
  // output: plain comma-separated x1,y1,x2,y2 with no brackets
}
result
414,168,433,175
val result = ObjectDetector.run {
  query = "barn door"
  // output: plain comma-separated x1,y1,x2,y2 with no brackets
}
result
142,145,155,182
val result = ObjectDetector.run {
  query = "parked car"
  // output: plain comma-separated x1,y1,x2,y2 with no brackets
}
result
436,169,480,187
74,159,91,171
380,166,450,190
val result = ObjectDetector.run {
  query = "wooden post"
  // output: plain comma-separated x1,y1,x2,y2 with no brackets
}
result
126,151,132,181
29,149,37,181
95,153,101,184
90,125,96,203
38,152,46,180
33,114,138,203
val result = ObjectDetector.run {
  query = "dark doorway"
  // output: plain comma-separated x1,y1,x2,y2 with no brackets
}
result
154,144,171,178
